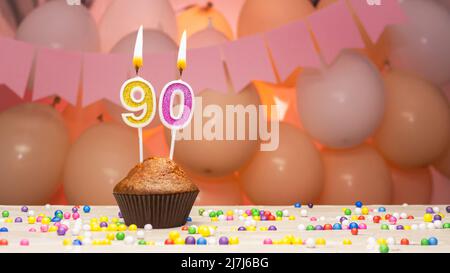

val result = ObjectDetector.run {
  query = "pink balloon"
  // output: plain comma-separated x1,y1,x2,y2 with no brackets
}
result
430,167,450,204
63,123,142,205
0,85,23,112
296,50,385,148
391,166,432,204
0,103,69,204
16,1,100,51
110,29,177,55
385,0,450,85
188,26,230,49
191,173,243,205
98,0,178,52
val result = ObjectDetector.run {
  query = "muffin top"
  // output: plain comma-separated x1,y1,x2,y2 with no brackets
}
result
113,157,198,195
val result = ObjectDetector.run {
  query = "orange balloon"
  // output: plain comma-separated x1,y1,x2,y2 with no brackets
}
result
390,166,432,204
165,85,261,177
238,0,314,37
374,70,450,168
177,2,234,40
190,173,243,205
239,123,324,205
434,143,450,179
319,145,393,205
63,123,142,205
0,103,70,204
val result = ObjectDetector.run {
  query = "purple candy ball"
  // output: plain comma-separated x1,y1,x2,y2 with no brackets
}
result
340,217,348,223
99,222,108,228
15,217,23,223
185,236,196,245
446,206,450,213
433,215,442,221
72,207,78,213
118,211,123,218
426,207,434,213
219,236,229,245
268,225,277,231
396,225,404,230
315,225,323,230
261,216,267,221
238,226,246,231
308,203,314,208
21,206,28,212
57,228,66,236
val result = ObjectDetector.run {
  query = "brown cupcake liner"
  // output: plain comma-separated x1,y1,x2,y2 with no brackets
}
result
113,191,199,229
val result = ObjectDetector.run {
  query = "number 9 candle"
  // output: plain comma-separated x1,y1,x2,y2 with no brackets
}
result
119,25,156,163
160,30,195,160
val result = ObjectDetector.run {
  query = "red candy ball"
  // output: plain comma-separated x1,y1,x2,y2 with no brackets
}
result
373,216,381,223
358,216,365,220
181,226,188,231
400,238,409,245
351,228,358,235
165,239,174,245
384,214,391,220
268,215,275,221
324,224,333,230
0,239,8,246
407,215,414,220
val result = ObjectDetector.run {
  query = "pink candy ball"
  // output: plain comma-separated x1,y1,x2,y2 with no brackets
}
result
389,216,397,224
72,212,80,220
20,239,29,246
310,217,317,221
54,222,61,227
358,223,367,229
226,216,234,221
36,216,43,222
64,213,71,219
40,225,49,232
263,238,273,245
28,228,37,232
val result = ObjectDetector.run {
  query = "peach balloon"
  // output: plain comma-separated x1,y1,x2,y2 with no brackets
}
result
320,145,393,205
16,1,100,51
385,0,450,85
63,123,142,205
0,103,69,204
188,26,230,49
191,173,243,205
239,123,324,205
238,0,314,37
434,143,450,179
177,2,234,40
62,101,115,143
98,0,178,52
297,50,385,149
0,11,14,38
317,0,337,9
110,29,178,56
374,70,450,168
390,166,432,204
164,84,261,177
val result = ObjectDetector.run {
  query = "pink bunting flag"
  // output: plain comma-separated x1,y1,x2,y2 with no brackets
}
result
222,35,276,92
183,46,228,94
265,21,321,80
82,53,129,106
33,47,82,105
0,38,34,97
349,0,407,43
139,51,178,96
307,0,364,64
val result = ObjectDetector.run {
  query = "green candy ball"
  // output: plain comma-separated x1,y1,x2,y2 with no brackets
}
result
116,232,125,241
379,244,389,253
421,238,429,246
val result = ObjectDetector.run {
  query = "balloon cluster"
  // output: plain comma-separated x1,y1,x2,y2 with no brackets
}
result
0,0,448,205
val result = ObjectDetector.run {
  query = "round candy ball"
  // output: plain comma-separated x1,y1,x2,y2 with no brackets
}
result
219,236,229,245
428,237,438,246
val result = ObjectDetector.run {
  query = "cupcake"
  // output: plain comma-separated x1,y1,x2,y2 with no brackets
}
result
113,157,199,229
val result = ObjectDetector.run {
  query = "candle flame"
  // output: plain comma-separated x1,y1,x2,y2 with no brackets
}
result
133,25,144,70
177,30,187,73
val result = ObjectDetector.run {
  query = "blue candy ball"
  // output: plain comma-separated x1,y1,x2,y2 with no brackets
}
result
333,223,342,230
378,207,386,212
197,237,207,245
186,217,192,222
294,203,301,208
72,239,82,246
349,222,359,229
355,201,363,208
83,206,91,213
428,237,438,246
0,227,8,232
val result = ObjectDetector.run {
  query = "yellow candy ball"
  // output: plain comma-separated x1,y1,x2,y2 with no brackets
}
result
111,217,119,223
76,236,84,241
147,241,155,246
292,238,303,245
351,216,358,221
41,217,50,225
288,216,296,220
174,237,185,245
423,214,433,222
226,210,234,216
211,217,218,222
361,207,369,215
247,226,256,232
106,233,115,241
316,238,326,245
128,224,138,231
229,237,239,245
377,238,387,245
92,240,100,245
63,239,71,246
28,216,36,224
118,224,127,231
108,224,118,231
169,231,180,240
343,239,352,245
281,238,291,245
276,217,282,221
5,218,12,223
90,218,98,223
49,226,58,232
260,227,268,231
404,225,411,231
198,226,210,237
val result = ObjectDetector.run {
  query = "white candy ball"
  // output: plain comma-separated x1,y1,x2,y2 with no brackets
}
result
434,220,443,229
45,204,51,209
208,237,217,245
427,223,435,230
137,230,145,239
124,236,135,245
305,238,315,248
411,224,418,230
300,209,308,217
144,224,153,231
282,210,289,217
84,231,92,238
297,224,306,231
83,224,90,231
28,210,35,216
354,208,362,215
433,207,440,213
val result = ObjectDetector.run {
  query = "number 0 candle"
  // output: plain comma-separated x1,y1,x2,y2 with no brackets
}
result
160,30,195,160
